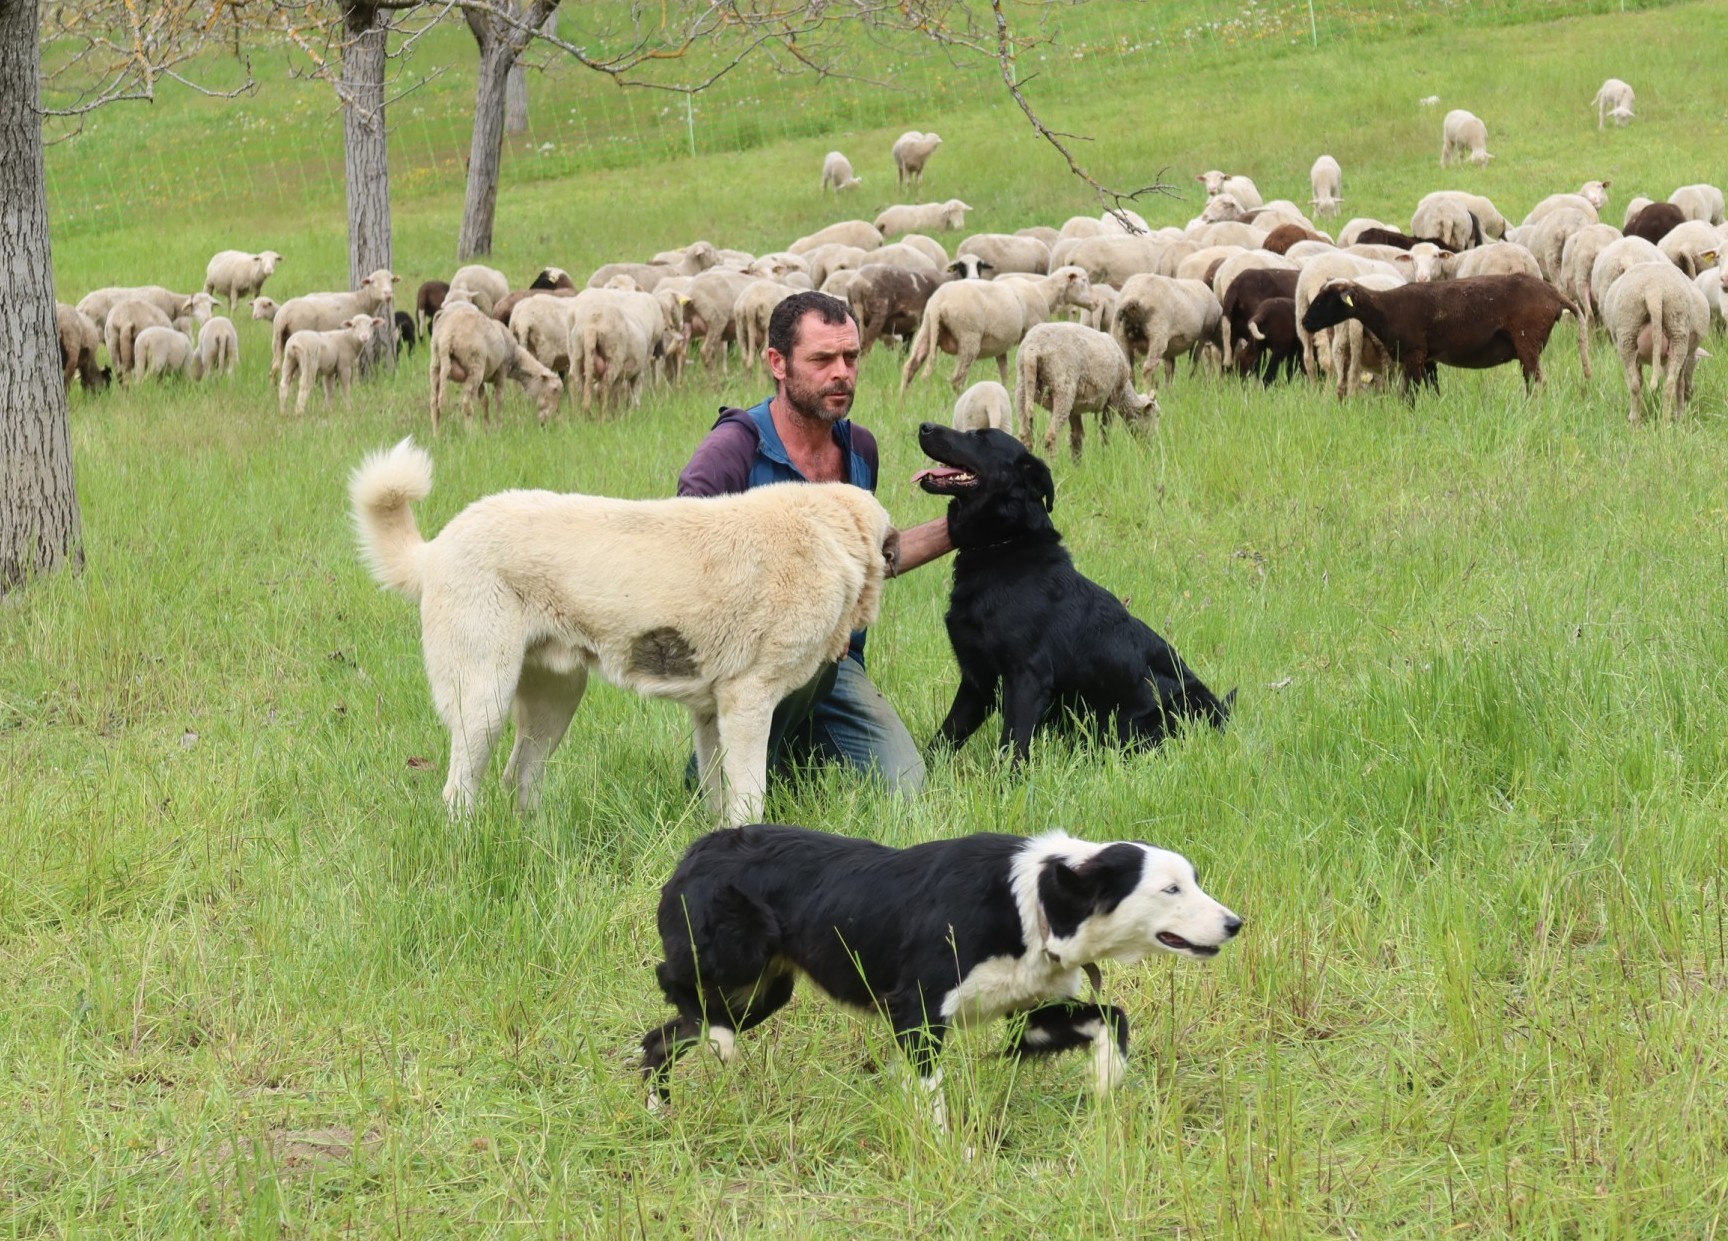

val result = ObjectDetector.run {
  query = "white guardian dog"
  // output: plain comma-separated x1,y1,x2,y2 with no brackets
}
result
349,439,899,825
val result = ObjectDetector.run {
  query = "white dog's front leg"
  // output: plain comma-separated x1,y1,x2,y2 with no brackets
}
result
690,710,723,818
714,688,773,826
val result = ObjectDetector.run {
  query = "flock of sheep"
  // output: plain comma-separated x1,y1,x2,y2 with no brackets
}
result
57,93,1724,442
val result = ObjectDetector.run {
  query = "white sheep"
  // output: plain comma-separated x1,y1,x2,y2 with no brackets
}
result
901,265,1093,395
892,131,942,188
734,279,797,373
1657,221,1723,278
1592,78,1635,128
279,315,382,416
956,234,1051,277
1338,218,1396,247
507,295,582,397
1195,171,1263,210
952,381,1013,432
131,326,199,382
1410,196,1480,251
104,299,174,380
269,269,398,377
75,285,195,334
1110,273,1222,387
1058,215,1107,241
1430,242,1544,282
250,296,278,323
204,250,282,307
1669,184,1726,226
868,242,940,274
1097,208,1153,236
1557,223,1624,324
1293,252,1400,377
1320,273,1407,399
1440,109,1493,167
1525,208,1596,283
1015,322,1158,460
875,200,972,237
788,220,883,255
567,287,685,407
430,304,562,429
447,264,509,316
1415,190,1509,240
897,234,950,269
195,316,239,378
1589,235,1666,311
1601,261,1710,423
682,268,757,371
819,151,862,193
804,243,869,289
1309,155,1343,218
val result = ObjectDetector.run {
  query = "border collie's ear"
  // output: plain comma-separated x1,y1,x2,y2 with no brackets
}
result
1039,844,1147,938
1018,452,1055,512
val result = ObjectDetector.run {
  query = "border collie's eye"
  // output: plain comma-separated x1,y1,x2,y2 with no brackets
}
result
1163,884,1181,895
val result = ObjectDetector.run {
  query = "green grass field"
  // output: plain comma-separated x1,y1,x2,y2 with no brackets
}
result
9,1,1728,1234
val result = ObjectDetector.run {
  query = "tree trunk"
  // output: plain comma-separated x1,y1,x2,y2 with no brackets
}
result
458,1,558,261
342,1,394,368
505,62,527,134
0,0,82,597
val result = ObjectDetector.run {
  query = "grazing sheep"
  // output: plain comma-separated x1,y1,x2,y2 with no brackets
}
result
788,220,883,255
446,265,510,317
1017,225,1061,248
1523,192,1601,230
1301,274,1588,397
892,131,942,188
901,265,1093,395
1056,234,1165,288
195,316,239,378
952,380,1013,433
1696,268,1726,333
1558,223,1624,324
1425,190,1509,239
1264,223,1329,255
1438,241,1544,281
250,296,278,323
1525,208,1596,283
429,304,562,429
868,241,941,274
1601,261,1710,423
1111,274,1223,387
492,268,580,324
270,269,399,377
204,250,282,307
648,241,722,277
804,243,869,289
734,279,798,372
567,287,685,408
1195,220,1269,250
1410,196,1482,252
1058,215,1107,241
75,285,195,334
1625,201,1687,246
1440,109,1493,167
1015,321,1158,460
1309,155,1343,218
680,268,757,371
104,298,173,380
415,280,449,334
279,315,383,416
875,200,972,237
1669,184,1726,227
1589,236,1666,311
131,326,199,382
1292,253,1402,375
1098,207,1153,236
56,302,108,391
956,233,1050,276
1622,196,1654,230
1593,78,1635,128
1321,273,1406,399
847,264,944,356
1339,217,1397,248
820,150,862,193
818,269,863,303
1657,221,1723,278
1196,171,1263,210
1239,298,1303,386
1220,268,1300,374
505,295,582,396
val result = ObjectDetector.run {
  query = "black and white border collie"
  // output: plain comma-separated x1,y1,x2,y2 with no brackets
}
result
641,824,1241,1110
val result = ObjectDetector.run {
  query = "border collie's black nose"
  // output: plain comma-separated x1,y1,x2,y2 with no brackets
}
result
1224,916,1244,937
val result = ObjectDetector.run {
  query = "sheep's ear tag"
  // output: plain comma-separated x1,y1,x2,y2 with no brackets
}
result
1340,292,1355,307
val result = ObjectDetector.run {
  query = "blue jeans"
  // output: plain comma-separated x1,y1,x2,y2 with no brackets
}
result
687,657,925,798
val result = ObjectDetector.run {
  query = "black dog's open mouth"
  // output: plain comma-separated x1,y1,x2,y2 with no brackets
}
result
1157,931,1219,957
913,466,978,494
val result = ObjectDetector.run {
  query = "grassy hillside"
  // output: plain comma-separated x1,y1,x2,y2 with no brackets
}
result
9,1,1728,1234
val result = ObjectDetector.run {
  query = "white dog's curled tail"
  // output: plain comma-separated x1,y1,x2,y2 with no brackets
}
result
350,437,433,600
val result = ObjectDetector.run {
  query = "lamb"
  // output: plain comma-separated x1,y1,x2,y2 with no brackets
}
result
195,316,239,378
1593,78,1635,129
270,269,399,377
891,131,942,188
1624,202,1686,246
75,285,195,334
820,150,862,192
1110,274,1223,387
955,233,1050,276
900,265,1093,395
1669,184,1726,226
1014,322,1158,460
446,264,510,317
1308,154,1343,218
279,315,383,416
1440,109,1493,168
416,280,449,334
1195,171,1263,210
1219,268,1300,374
1600,261,1710,423
952,380,1013,433
204,249,282,307
429,304,562,429
1300,274,1589,398
131,326,199,382
104,298,173,380
395,311,418,359
1238,298,1302,386
55,302,108,391
875,200,972,237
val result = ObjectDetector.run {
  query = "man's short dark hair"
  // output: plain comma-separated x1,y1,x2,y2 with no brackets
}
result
768,291,859,359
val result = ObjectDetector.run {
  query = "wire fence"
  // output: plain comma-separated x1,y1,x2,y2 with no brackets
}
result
43,0,1683,239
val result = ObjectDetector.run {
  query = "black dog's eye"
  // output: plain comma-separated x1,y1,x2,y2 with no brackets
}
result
1163,884,1181,895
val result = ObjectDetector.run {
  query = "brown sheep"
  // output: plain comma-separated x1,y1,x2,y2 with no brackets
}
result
1219,268,1299,372
416,280,450,335
1624,202,1687,246
1301,273,1589,398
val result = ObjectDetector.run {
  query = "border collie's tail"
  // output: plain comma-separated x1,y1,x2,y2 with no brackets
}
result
350,437,433,600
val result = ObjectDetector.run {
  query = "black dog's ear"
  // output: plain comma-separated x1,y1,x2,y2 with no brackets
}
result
1018,452,1055,512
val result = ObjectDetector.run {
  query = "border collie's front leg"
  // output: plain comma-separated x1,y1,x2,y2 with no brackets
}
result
887,995,952,1128
1005,1002,1131,1094
933,674,995,751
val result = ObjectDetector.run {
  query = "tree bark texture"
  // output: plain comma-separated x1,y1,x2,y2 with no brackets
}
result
458,1,558,261
341,1,394,367
505,62,527,134
0,0,82,596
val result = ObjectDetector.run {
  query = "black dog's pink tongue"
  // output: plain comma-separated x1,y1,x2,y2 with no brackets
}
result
914,467,965,485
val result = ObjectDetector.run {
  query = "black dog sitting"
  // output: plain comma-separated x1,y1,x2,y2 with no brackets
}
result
916,423,1233,762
